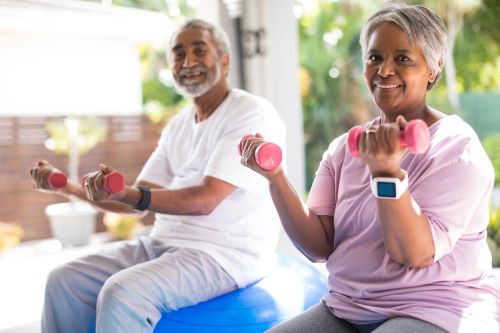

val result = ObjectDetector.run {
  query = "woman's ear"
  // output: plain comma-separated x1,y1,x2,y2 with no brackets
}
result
429,58,443,83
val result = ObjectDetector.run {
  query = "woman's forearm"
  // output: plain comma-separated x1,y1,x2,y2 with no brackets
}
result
377,191,435,267
269,170,334,262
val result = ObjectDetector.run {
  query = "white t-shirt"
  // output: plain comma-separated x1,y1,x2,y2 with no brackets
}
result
137,89,286,287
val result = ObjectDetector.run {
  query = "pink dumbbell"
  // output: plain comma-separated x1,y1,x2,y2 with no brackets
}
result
239,135,282,171
347,119,430,157
81,171,125,194
48,171,67,189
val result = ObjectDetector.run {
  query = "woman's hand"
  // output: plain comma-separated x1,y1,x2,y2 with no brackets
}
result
358,115,408,177
29,160,63,193
83,164,126,202
240,133,283,181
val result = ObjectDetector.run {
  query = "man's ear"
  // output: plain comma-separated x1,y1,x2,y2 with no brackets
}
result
221,54,230,77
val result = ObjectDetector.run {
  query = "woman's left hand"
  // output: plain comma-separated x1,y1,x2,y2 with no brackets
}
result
358,115,408,177
240,133,283,181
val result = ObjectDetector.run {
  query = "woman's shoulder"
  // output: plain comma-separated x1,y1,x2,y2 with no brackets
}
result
426,114,493,177
429,115,480,150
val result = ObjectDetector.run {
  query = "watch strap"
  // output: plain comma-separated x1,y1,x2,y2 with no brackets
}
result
370,170,408,199
134,186,151,211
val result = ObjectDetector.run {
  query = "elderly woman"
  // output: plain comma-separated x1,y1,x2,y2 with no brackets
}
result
241,3,499,333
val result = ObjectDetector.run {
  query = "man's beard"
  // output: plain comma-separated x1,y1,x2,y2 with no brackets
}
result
173,62,221,98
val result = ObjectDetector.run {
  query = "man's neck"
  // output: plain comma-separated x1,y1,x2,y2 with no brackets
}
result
193,80,230,122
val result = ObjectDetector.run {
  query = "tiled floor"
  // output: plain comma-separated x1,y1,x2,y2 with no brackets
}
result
0,234,113,333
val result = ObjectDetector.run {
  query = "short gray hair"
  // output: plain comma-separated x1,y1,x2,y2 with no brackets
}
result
359,3,447,89
168,19,230,60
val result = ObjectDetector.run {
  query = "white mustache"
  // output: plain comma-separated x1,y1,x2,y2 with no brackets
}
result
179,65,208,76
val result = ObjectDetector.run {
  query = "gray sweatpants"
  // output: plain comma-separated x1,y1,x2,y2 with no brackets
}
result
266,302,448,333
41,236,237,333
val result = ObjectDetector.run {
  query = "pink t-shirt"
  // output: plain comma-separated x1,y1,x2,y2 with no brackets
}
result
307,115,500,332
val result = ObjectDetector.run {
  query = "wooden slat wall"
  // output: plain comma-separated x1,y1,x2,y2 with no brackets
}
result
0,116,162,241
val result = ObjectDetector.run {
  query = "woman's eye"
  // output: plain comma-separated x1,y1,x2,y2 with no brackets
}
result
397,55,410,62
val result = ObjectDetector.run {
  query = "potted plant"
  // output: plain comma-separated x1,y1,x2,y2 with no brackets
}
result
103,212,144,241
0,222,24,253
44,117,106,247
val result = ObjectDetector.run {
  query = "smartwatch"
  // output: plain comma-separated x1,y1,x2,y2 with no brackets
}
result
134,186,151,211
370,170,408,199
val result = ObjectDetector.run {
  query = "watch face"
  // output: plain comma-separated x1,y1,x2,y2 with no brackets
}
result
377,182,397,198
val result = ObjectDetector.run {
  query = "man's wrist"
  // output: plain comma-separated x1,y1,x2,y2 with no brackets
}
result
133,186,152,211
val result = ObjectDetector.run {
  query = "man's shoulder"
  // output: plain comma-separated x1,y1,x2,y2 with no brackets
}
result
227,89,275,110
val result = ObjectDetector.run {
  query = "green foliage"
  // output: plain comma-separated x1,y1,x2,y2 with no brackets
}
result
487,204,500,267
482,134,500,187
453,0,500,92
298,0,378,188
45,117,107,156
139,44,186,125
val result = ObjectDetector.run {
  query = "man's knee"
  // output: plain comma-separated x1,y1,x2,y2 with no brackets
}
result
45,263,78,292
97,274,128,308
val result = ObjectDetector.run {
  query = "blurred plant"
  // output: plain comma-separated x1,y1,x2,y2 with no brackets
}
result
482,133,500,187
103,212,144,240
139,43,188,126
298,0,375,188
0,222,24,252
45,117,107,183
487,204,500,267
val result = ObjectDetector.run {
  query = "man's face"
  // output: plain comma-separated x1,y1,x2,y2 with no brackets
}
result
170,27,227,97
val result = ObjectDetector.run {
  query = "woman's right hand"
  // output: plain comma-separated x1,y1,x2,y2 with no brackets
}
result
240,133,283,181
29,160,63,193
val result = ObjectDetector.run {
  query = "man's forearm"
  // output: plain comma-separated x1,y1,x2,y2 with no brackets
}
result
64,182,139,214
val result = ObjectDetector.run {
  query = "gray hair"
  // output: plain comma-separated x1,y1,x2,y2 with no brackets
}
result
168,19,230,61
359,3,447,89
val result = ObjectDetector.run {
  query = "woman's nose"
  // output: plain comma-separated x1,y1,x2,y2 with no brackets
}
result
377,59,395,77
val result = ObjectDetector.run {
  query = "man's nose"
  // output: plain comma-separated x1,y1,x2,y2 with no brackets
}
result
183,52,199,67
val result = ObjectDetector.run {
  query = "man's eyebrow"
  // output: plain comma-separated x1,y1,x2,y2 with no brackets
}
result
192,40,208,47
172,44,183,52
172,40,208,52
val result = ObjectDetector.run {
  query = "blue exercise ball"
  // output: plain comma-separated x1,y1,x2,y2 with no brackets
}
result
154,254,328,332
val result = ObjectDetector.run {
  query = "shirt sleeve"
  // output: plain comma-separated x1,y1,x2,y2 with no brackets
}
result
307,138,343,216
412,160,493,262
136,125,174,188
204,98,286,192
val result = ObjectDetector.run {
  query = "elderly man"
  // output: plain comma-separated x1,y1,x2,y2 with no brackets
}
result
30,19,286,333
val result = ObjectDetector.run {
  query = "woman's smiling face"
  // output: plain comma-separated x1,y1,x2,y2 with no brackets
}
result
363,22,437,118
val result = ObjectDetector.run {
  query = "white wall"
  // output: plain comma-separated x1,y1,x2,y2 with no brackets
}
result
0,32,142,117
0,1,170,117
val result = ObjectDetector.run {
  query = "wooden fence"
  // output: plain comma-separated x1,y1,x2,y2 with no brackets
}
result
0,116,162,241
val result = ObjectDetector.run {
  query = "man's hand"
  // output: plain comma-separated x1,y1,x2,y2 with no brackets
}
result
83,164,127,202
29,160,65,193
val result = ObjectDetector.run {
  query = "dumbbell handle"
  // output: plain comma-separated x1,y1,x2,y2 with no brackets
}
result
239,135,283,171
81,171,125,194
48,171,68,189
347,119,430,157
